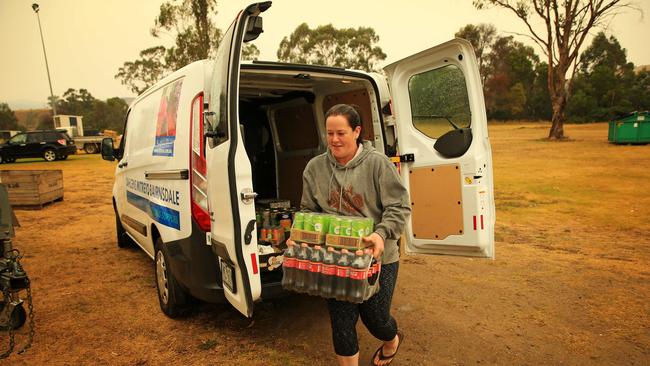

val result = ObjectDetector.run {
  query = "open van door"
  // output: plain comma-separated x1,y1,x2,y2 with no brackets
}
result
204,2,271,317
384,39,495,258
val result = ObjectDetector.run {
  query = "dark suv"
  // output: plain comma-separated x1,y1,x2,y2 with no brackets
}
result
0,130,77,163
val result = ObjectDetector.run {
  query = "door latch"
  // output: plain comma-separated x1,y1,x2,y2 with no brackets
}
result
240,188,257,205
390,154,415,164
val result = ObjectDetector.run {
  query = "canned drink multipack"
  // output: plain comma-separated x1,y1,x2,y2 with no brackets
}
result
325,215,375,251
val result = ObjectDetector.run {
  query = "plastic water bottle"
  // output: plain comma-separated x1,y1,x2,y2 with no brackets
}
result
281,243,298,290
334,249,352,301
294,243,311,293
307,245,324,295
348,250,369,303
319,246,338,298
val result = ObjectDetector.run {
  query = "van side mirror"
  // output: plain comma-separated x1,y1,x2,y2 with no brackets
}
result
101,137,115,161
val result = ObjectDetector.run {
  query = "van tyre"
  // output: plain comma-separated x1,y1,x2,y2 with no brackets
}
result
43,149,56,162
154,237,190,318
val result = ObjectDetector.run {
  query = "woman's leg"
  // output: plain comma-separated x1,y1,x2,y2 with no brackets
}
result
327,298,361,359
359,262,399,341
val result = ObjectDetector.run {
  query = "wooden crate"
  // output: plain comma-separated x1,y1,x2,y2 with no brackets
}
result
0,170,63,209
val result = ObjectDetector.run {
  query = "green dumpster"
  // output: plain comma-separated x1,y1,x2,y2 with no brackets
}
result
608,111,650,144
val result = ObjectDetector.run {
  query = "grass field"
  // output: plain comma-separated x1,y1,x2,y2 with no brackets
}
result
1,122,649,365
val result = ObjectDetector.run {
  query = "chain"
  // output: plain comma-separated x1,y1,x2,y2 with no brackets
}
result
0,290,16,360
17,281,34,354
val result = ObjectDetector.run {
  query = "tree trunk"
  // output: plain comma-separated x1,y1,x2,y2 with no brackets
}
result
548,92,567,139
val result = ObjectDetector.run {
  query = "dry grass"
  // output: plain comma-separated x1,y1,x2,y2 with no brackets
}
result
1,122,649,365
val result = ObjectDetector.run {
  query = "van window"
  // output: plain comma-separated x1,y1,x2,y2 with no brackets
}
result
207,23,235,147
407,65,471,139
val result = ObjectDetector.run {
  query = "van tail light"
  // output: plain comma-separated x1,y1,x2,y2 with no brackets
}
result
57,139,66,145
190,93,211,232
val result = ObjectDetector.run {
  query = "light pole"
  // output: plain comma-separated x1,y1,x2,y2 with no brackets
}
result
31,3,57,119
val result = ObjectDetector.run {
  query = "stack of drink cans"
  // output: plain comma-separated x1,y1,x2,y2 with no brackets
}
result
282,212,381,303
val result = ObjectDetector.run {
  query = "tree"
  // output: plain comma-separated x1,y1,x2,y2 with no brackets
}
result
484,36,540,119
49,89,129,133
455,23,497,84
0,103,21,130
474,0,635,139
567,32,640,121
277,23,386,72
116,0,259,94
115,47,167,95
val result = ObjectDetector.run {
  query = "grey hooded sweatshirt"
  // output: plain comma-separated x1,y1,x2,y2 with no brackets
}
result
300,140,411,264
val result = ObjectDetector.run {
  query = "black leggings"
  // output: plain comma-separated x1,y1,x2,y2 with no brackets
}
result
327,262,399,356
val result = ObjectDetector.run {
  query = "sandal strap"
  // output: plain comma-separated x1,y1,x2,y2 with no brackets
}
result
372,330,404,364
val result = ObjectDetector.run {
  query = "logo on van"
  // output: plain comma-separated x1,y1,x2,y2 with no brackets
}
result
153,79,183,157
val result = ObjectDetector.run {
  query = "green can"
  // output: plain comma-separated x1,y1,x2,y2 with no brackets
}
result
364,218,374,236
312,214,326,234
293,212,304,230
351,218,365,238
322,215,331,234
339,218,352,237
329,217,342,235
303,213,315,232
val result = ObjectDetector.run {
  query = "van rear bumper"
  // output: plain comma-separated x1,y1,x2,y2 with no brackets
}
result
165,219,288,304
165,220,227,304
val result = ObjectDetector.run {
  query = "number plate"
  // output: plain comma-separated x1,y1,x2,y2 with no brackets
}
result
220,259,236,293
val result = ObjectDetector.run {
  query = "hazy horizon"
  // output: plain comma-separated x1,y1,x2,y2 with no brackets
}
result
2,0,648,110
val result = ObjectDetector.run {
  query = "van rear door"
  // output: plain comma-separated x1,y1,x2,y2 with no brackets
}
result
384,39,495,258
204,2,271,318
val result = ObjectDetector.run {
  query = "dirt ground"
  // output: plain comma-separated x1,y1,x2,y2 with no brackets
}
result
1,122,649,365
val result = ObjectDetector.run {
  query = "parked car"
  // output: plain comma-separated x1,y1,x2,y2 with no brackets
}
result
0,130,77,163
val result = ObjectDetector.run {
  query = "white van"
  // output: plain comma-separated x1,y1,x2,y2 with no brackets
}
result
102,1,495,318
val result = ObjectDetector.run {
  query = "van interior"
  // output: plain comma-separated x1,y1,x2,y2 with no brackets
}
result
238,65,390,208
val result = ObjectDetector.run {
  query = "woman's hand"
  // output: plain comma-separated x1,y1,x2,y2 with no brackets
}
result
362,233,385,260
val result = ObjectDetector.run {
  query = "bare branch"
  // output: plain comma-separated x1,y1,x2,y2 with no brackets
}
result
488,0,550,48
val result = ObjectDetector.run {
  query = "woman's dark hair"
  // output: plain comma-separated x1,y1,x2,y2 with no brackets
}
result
325,104,363,145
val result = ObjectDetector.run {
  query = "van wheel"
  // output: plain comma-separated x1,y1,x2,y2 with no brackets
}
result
154,237,190,318
114,207,133,248
43,149,56,162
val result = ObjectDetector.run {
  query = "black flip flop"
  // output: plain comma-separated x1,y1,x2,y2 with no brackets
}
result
370,330,404,366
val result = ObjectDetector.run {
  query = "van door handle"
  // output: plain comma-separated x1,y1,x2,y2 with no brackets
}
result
244,219,256,245
118,161,128,168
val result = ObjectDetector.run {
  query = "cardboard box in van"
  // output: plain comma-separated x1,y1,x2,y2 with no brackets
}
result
102,1,495,318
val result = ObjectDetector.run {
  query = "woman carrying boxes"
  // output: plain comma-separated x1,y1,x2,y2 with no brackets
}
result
286,104,411,366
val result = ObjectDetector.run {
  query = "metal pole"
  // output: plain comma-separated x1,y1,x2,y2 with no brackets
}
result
32,4,57,119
